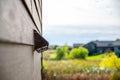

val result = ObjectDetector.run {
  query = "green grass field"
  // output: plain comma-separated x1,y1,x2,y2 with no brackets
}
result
42,50,120,80
86,54,104,61
44,59,100,73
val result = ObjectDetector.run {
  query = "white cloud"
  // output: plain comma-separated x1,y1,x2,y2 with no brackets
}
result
43,0,120,26
44,25,120,36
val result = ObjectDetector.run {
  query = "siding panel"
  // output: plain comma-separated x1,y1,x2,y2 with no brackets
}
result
0,43,33,80
0,0,35,45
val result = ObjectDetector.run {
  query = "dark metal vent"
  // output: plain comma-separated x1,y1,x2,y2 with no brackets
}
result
34,30,49,53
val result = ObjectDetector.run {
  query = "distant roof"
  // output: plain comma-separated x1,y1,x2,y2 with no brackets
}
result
73,43,84,47
92,41,120,47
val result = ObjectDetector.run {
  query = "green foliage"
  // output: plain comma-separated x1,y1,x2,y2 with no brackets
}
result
99,52,120,70
62,44,69,54
55,45,69,60
69,48,79,59
42,60,47,70
49,45,89,60
69,47,89,59
116,38,120,41
56,47,65,60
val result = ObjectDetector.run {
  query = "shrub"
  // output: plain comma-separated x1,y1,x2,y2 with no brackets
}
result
56,47,65,60
99,52,120,70
51,45,69,60
69,48,80,59
69,47,89,59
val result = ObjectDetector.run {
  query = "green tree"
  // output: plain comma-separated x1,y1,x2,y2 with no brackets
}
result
55,45,69,60
116,38,120,41
56,47,65,60
63,44,69,53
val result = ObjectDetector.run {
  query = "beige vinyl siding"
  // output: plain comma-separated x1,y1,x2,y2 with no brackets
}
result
0,0,42,80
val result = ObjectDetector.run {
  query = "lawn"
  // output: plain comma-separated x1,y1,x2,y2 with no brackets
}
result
86,54,104,61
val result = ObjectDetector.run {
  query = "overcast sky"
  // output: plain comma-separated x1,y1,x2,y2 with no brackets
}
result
43,0,120,46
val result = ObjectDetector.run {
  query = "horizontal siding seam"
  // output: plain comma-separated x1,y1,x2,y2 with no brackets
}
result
0,40,33,46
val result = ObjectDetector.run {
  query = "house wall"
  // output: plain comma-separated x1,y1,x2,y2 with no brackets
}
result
97,47,114,53
84,42,97,55
114,47,120,57
0,0,42,80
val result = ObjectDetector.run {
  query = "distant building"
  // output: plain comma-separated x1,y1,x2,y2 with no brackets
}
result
68,46,73,51
73,43,84,48
84,41,120,57
49,45,59,50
